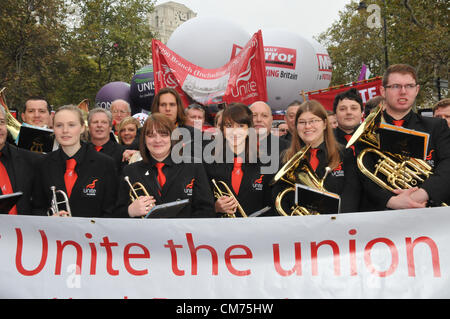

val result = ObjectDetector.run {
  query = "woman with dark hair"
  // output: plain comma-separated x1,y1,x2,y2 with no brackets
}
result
274,100,360,214
204,103,276,217
114,113,215,218
33,105,118,217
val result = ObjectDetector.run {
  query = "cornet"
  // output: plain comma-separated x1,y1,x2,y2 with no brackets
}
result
211,179,247,218
47,186,72,217
124,176,153,218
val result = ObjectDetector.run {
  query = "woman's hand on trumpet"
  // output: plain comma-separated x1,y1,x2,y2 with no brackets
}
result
215,195,238,216
128,195,156,217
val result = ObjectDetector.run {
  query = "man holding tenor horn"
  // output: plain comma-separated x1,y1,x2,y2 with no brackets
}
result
355,64,450,211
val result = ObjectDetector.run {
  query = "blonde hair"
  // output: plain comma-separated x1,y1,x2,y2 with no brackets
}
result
117,116,141,144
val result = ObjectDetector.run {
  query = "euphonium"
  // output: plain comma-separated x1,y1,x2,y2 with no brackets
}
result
0,87,21,141
47,186,72,217
347,105,437,197
271,145,332,216
211,179,247,218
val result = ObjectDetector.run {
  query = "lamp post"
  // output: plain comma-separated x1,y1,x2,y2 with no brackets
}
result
357,1,389,70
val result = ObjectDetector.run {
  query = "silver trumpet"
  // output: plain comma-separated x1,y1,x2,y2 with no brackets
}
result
47,186,72,217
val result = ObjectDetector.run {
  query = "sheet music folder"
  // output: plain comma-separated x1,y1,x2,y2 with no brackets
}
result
378,123,429,160
295,184,340,214
144,199,190,218
18,125,54,153
0,192,23,214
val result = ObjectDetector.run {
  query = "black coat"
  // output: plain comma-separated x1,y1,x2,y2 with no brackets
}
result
33,142,119,217
115,156,215,218
0,143,43,214
357,110,450,211
271,142,361,214
89,139,126,174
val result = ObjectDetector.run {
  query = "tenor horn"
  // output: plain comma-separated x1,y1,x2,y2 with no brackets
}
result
47,186,72,217
211,179,247,218
0,87,21,140
271,145,332,216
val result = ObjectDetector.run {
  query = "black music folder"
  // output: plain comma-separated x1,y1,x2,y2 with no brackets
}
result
144,199,190,218
0,192,23,214
378,123,429,160
18,125,54,153
295,184,340,214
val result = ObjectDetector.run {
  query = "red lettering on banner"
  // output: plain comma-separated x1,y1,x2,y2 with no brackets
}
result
364,237,399,277
55,240,82,275
349,229,358,276
85,233,97,275
164,240,185,276
100,236,119,276
224,245,252,276
272,243,302,276
311,240,341,276
186,233,218,276
15,228,48,276
124,243,151,276
405,237,441,277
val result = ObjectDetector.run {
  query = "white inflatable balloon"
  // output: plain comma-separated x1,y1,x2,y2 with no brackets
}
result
262,28,329,111
167,16,251,69
308,38,333,91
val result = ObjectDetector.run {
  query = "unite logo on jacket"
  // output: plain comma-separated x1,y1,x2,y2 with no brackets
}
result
184,178,195,195
331,162,344,177
83,179,98,196
252,175,264,191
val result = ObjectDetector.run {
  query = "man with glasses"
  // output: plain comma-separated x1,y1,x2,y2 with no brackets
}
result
110,99,131,133
358,64,450,211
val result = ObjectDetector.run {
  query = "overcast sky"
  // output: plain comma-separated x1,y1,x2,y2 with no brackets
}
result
155,0,353,40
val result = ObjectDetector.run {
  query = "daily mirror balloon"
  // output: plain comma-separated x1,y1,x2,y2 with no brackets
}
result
166,16,251,69
262,28,331,111
95,81,131,110
130,65,155,114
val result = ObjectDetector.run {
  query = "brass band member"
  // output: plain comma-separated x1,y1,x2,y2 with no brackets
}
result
33,105,118,217
114,113,215,218
273,100,360,213
204,103,277,217
358,64,450,210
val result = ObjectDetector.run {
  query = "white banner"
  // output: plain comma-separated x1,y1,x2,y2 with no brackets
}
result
1,207,449,299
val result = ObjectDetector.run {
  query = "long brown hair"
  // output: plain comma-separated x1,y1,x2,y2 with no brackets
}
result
150,87,186,125
282,100,341,170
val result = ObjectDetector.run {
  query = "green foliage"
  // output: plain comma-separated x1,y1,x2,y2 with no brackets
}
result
317,0,449,106
0,0,155,111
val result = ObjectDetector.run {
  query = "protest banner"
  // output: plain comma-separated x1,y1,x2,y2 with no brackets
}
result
306,77,382,111
0,206,448,299
152,30,267,107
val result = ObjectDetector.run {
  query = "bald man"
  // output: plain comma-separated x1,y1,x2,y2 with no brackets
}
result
249,101,289,174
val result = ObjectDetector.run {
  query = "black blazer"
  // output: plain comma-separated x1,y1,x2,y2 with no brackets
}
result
115,157,215,218
0,143,43,214
205,159,277,217
33,142,119,217
89,139,126,173
271,142,361,214
358,110,450,211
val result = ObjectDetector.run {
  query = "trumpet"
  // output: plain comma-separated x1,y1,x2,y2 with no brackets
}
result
47,186,72,217
124,176,150,201
271,145,332,216
0,87,21,141
211,179,247,218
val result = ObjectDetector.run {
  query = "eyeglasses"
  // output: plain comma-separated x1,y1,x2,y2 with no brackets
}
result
297,119,323,127
384,84,417,91
111,110,130,115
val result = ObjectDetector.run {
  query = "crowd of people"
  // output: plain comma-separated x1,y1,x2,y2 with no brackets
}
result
1,63,449,218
